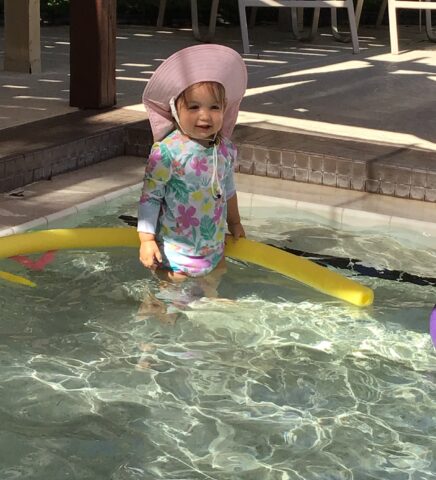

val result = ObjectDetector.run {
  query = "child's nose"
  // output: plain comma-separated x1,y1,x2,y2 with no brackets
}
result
199,108,211,119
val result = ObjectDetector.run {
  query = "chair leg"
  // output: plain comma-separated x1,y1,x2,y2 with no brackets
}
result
387,0,399,53
331,8,352,43
311,8,321,38
425,0,436,41
347,0,360,53
376,0,388,27
191,0,219,42
191,0,201,39
355,0,364,27
331,0,361,51
157,0,166,27
238,1,250,54
291,8,301,38
249,7,257,28
290,7,319,41
208,0,219,39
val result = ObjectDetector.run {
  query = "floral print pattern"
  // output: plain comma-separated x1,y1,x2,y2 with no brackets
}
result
138,130,237,276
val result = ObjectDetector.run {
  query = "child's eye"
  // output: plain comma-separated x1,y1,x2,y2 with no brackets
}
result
211,105,221,110
188,105,199,110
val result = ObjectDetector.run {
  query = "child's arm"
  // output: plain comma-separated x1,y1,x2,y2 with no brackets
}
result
226,193,245,240
138,143,171,269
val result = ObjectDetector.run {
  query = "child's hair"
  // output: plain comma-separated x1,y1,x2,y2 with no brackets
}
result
176,81,226,110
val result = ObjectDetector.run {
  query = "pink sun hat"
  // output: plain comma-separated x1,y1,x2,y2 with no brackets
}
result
142,44,247,142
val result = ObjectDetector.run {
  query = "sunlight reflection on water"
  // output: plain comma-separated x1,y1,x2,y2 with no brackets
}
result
0,194,435,479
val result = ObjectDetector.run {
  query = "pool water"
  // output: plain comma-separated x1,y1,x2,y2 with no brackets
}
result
0,191,435,479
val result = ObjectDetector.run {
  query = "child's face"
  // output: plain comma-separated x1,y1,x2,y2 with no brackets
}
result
177,83,225,142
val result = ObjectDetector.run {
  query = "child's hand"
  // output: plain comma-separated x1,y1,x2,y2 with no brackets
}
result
227,221,245,241
139,240,162,270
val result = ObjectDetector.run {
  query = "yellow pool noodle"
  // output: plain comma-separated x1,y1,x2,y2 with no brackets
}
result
0,228,373,306
0,270,36,287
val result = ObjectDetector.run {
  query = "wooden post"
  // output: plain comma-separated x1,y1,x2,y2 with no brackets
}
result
70,0,117,109
4,0,41,73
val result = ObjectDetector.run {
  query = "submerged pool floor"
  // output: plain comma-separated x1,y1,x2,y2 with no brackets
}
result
0,193,435,479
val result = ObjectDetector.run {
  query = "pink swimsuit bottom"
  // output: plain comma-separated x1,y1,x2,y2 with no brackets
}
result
159,243,223,277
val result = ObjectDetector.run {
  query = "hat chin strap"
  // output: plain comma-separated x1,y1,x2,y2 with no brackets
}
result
210,142,222,200
169,97,222,200
169,97,183,134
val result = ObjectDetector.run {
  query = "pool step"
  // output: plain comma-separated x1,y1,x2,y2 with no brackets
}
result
231,124,436,203
0,108,148,194
1,109,435,202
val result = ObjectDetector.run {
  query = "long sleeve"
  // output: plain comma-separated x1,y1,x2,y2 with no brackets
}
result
224,143,237,200
137,142,172,234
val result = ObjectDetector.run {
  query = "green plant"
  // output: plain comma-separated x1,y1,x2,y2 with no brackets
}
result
40,0,69,23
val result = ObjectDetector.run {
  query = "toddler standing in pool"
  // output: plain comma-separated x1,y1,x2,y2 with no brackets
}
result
137,44,247,289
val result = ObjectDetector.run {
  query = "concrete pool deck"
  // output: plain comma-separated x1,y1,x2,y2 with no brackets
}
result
0,23,435,235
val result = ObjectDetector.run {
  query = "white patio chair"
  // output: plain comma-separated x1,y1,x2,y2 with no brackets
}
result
238,0,360,53
157,0,219,41
248,6,322,41
388,0,436,53
157,0,360,53
377,0,435,39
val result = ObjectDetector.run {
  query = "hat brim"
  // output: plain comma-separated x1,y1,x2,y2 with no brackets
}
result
143,44,247,142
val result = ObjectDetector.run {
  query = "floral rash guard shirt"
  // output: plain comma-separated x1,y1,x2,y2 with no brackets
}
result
137,130,237,276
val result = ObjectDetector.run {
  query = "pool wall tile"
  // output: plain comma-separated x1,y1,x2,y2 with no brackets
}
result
295,152,309,169
266,149,282,178
281,167,295,181
295,168,309,183
411,170,427,188
395,183,411,198
309,170,323,185
427,172,436,189
322,155,337,174
396,167,412,186
336,158,352,176
380,181,396,196
425,189,436,202
410,186,426,201
351,162,366,189
253,148,267,176
366,179,380,193
337,174,351,189
322,172,336,187
309,154,323,172
351,177,366,191
237,145,255,174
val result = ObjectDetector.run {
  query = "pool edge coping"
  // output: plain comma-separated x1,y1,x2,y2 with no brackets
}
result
1,178,436,243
